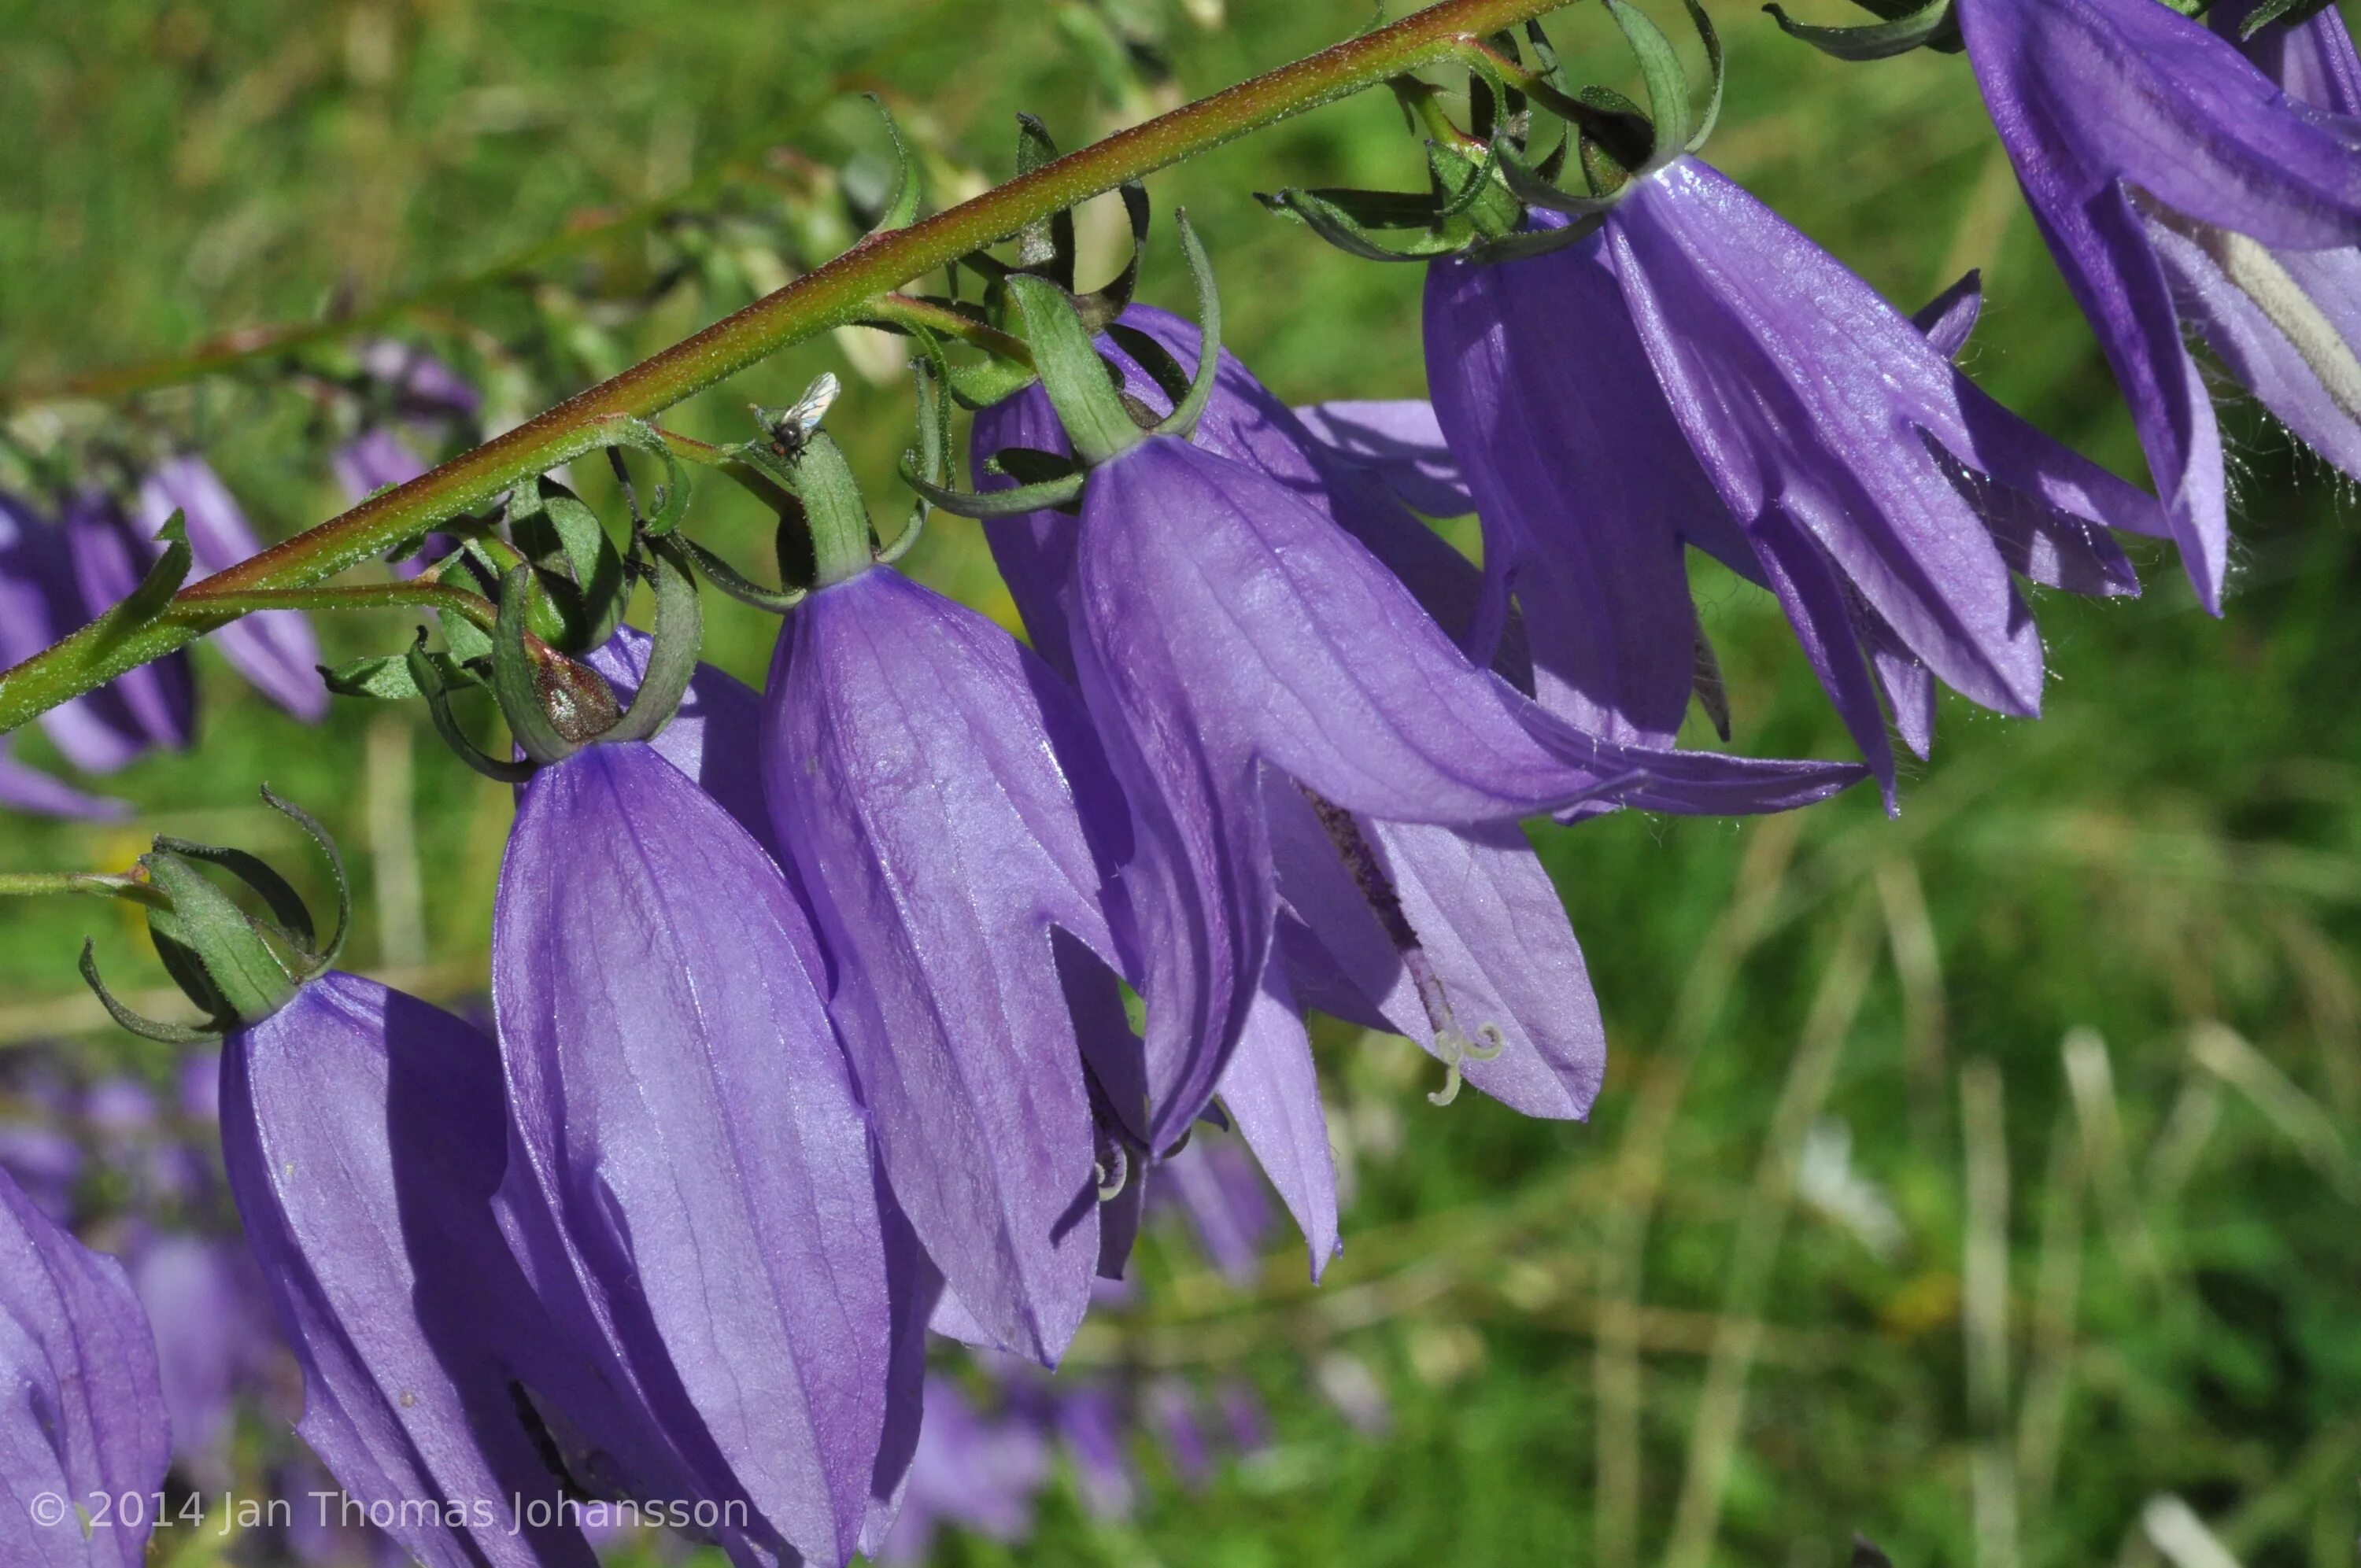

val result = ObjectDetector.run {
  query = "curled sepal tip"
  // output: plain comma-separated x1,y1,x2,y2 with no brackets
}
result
859,93,922,238
1602,0,1696,172
679,536,809,614
79,939,218,1046
600,533,702,744
902,456,1085,518
406,626,537,784
1762,0,1960,60
1151,211,1222,442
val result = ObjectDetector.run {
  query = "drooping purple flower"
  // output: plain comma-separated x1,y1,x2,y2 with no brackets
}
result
1155,1130,1277,1287
139,456,327,720
332,427,428,506
1956,0,2361,610
124,1235,254,1492
977,309,1860,1160
57,493,196,758
220,971,614,1568
762,563,1138,1367
356,339,482,421
1427,160,2161,799
0,1164,170,1567
1051,1386,1136,1521
493,740,915,1566
0,493,160,814
1144,1379,1212,1490
875,1378,1051,1566
583,625,781,864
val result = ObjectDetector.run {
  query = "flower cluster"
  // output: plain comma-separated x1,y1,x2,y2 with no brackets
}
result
4,1,2359,1563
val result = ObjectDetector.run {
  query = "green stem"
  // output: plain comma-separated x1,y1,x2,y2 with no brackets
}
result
163,580,502,636
865,293,1037,367
0,0,1571,736
0,872,172,912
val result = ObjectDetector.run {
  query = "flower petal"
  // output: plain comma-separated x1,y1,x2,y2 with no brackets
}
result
1213,959,1340,1281
1291,399,1473,518
0,1167,168,1568
497,743,896,1564
221,975,603,1568
765,569,1132,1366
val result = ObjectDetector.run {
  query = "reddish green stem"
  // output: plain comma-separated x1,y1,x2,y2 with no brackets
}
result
0,0,1569,736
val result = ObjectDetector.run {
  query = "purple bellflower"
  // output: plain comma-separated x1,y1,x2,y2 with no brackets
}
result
973,301,1850,1214
763,550,1140,1368
494,736,918,1566
221,971,623,1568
875,1378,1051,1566
0,1164,170,1567
0,492,190,817
139,456,327,720
1427,159,2162,802
336,344,481,577
1956,0,2361,609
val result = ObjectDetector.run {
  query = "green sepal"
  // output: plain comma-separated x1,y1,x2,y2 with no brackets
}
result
1009,274,1142,466
407,626,537,784
148,834,317,956
1257,186,1480,263
139,853,300,1028
508,478,628,654
771,431,877,588
1604,0,1694,172
322,650,486,702
1151,212,1221,441
1764,0,1962,58
1075,183,1153,334
1685,0,1725,151
860,94,922,237
1105,324,1195,409
86,512,192,658
2235,0,2335,35
901,459,1085,519
885,351,951,563
493,566,619,762
260,784,349,971
1498,138,1623,218
1764,0,1960,58
1014,114,1076,283
603,533,704,743
79,941,217,1046
1464,212,1606,265
987,448,1087,487
679,536,808,614
597,418,693,537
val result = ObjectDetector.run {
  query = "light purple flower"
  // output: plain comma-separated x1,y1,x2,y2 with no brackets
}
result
875,1378,1051,1565
125,1236,256,1492
139,456,327,720
1155,1131,1277,1289
1428,160,2160,801
763,564,1137,1367
1957,0,2361,609
493,740,915,1566
977,310,1857,1161
1144,1379,1211,1490
1051,1387,1136,1521
58,493,196,759
0,1164,170,1567
356,340,482,421
220,972,609,1568
0,493,153,815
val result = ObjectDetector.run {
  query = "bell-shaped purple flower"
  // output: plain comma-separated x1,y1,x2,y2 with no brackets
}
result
0,1164,170,1567
977,308,1860,1161
763,563,1138,1366
1956,0,2361,610
494,739,914,1566
1430,160,2166,801
138,456,327,720
0,492,187,815
220,971,615,1568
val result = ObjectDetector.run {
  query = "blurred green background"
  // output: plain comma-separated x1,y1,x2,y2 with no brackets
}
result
4,0,2359,1563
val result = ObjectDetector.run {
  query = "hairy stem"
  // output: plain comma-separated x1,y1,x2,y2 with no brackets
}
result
0,872,172,912
162,581,502,637
0,0,1569,736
